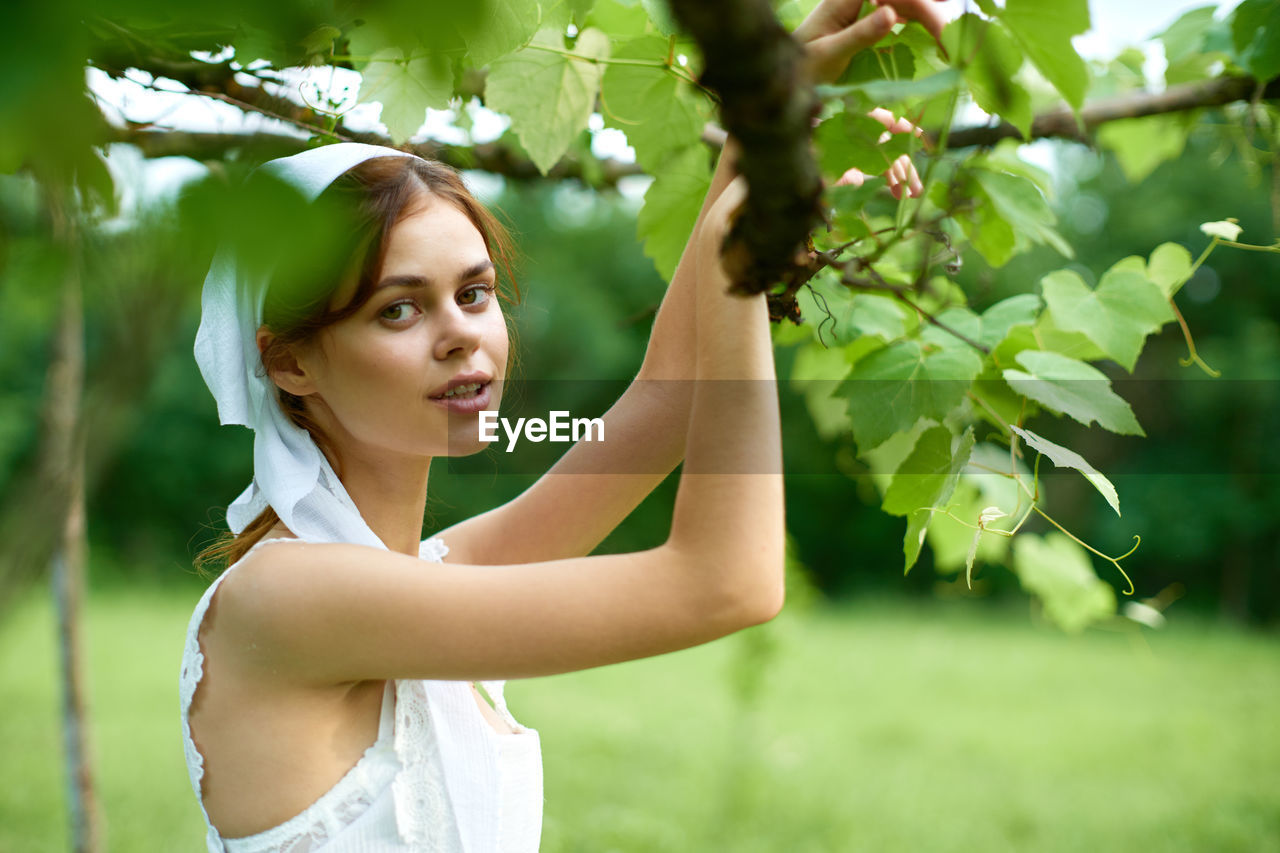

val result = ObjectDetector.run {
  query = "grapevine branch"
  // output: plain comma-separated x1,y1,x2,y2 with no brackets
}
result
942,74,1280,148
666,0,823,310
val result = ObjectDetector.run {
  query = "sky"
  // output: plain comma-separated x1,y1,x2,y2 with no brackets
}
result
89,0,1245,210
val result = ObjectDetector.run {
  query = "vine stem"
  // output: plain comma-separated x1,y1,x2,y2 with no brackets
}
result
1031,506,1139,595
129,77,355,142
966,390,1011,435
1168,297,1221,377
1169,238,1222,376
524,43,705,88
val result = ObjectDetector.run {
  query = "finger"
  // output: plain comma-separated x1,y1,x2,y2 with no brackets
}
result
866,108,925,139
904,158,924,197
869,0,948,43
888,158,910,198
794,0,867,41
835,167,867,187
807,5,897,79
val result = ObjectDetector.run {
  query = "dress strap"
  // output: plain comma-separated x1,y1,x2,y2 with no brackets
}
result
377,679,396,742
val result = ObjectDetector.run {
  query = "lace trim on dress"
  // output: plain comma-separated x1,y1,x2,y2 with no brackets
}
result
180,535,452,853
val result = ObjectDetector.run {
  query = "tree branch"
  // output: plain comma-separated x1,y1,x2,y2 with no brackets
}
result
667,0,822,304
942,74,1280,148
106,125,645,186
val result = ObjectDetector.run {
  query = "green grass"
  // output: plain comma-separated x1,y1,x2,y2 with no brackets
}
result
2,585,1277,852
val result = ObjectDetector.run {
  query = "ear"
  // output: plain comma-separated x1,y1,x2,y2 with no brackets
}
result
256,326,319,397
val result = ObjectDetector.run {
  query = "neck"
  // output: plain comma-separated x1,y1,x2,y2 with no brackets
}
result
327,442,432,557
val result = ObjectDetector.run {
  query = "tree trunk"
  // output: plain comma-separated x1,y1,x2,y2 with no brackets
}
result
44,187,103,853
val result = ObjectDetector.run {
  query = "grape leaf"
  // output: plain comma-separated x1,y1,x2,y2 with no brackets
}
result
922,294,1041,353
974,169,1073,258
1097,115,1190,184
903,508,930,575
943,15,1031,139
842,339,984,452
1003,349,1144,436
1000,0,1091,112
822,68,963,104
1230,0,1280,82
1040,267,1175,372
1160,6,1218,64
639,0,678,35
486,27,611,175
358,49,454,145
465,0,543,66
635,145,711,281
1147,242,1194,298
884,425,976,517
927,481,1012,575
814,112,915,182
806,272,909,345
1010,425,1120,516
1013,532,1117,633
601,35,708,171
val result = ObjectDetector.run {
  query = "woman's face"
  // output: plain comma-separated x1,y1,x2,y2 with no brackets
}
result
293,192,508,461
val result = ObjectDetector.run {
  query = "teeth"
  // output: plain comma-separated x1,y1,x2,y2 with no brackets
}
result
440,382,482,399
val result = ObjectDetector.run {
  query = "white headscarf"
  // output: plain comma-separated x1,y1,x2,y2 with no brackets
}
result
193,142,415,548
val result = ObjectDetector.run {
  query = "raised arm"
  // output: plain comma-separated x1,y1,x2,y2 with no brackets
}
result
216,182,784,684
437,0,944,566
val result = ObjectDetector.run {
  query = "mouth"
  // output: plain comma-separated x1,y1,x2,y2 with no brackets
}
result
428,380,493,413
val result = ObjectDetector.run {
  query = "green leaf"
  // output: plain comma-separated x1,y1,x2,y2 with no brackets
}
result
1003,349,1144,436
1147,242,1194,298
601,36,708,171
1013,533,1117,633
638,0,679,35
842,339,984,452
943,15,1031,138
358,49,454,145
884,425,976,517
486,27,611,174
1010,425,1120,516
820,68,963,104
974,169,1073,258
1000,0,1091,112
465,0,543,65
926,481,1012,576
978,294,1042,349
922,294,1041,353
1159,6,1218,64
585,0,651,39
635,145,711,281
1040,267,1175,372
815,112,915,182
1230,0,1280,81
1097,115,1190,184
804,272,909,346
903,509,930,575
790,339,856,440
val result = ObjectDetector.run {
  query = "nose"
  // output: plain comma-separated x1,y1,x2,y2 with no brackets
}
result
431,301,483,362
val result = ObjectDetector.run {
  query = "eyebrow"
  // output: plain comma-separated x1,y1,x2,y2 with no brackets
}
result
373,259,495,293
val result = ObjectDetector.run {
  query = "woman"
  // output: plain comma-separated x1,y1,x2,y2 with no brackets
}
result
179,2,940,850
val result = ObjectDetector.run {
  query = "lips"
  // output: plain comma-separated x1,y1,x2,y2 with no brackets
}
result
428,380,492,414
428,371,492,400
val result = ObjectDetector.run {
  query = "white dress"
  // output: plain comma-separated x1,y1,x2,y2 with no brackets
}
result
179,536,543,852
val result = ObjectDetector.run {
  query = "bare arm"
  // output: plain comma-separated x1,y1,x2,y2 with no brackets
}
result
436,138,742,565
439,0,944,565
218,182,784,685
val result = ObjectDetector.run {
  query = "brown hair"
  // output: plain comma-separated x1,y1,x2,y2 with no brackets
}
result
194,154,520,576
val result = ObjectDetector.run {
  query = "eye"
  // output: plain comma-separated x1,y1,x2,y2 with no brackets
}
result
379,300,419,324
459,283,497,307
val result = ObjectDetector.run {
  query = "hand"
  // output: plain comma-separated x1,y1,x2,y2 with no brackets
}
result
794,0,951,85
834,107,924,199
